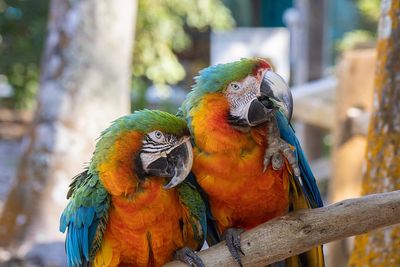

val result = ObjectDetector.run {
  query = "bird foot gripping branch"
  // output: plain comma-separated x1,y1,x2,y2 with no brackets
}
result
222,228,245,267
174,247,205,267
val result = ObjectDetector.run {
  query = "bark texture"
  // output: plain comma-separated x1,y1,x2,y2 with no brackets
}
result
349,0,400,266
165,191,400,267
0,0,137,249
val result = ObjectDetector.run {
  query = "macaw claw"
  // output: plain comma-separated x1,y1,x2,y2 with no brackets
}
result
174,247,205,267
263,119,300,177
223,227,245,267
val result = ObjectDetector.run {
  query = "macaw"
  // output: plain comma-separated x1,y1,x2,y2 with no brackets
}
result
60,110,206,267
180,58,324,266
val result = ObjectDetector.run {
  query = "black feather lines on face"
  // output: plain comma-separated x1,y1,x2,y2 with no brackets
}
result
134,132,178,181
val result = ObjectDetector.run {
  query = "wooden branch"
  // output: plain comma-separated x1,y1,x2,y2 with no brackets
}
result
165,191,400,267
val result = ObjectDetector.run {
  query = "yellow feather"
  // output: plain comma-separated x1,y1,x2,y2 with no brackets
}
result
288,174,325,267
93,238,115,267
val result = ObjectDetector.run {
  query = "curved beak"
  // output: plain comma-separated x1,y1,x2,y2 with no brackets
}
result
259,70,293,121
142,137,193,189
163,137,193,189
247,99,275,126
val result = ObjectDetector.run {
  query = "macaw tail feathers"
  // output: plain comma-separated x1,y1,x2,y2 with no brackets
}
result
285,170,325,267
284,246,324,267
276,110,325,266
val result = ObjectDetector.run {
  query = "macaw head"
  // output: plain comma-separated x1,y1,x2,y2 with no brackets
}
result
183,58,292,129
136,113,193,189
91,110,193,194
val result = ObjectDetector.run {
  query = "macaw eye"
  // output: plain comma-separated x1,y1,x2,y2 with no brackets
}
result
155,130,163,139
149,130,164,142
230,83,241,91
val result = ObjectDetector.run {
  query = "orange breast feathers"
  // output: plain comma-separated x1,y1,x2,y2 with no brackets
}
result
94,132,195,266
190,93,290,232
96,179,188,267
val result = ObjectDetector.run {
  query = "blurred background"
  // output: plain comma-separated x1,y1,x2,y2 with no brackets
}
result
0,0,382,266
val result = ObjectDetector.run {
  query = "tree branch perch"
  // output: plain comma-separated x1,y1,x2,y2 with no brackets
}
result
165,191,400,267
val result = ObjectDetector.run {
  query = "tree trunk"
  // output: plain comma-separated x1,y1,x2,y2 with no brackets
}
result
349,0,400,265
0,0,137,254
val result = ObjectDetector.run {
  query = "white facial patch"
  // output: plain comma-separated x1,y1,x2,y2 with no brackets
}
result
225,75,261,120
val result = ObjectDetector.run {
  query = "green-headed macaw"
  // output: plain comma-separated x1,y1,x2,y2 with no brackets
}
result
60,110,206,267
180,58,324,266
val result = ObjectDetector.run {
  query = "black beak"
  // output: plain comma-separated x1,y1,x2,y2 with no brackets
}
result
247,99,275,126
144,139,193,189
259,70,293,121
145,157,174,177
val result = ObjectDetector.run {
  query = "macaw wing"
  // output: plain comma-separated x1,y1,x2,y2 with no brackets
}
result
184,173,222,245
176,180,208,250
275,111,324,208
60,171,110,267
276,111,325,266
177,107,220,245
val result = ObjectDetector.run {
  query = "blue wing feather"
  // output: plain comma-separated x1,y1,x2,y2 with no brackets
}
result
275,111,324,208
60,171,110,267
61,206,97,266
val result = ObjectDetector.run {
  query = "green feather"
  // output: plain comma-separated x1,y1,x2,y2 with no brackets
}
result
177,181,207,248
180,58,262,118
60,170,110,263
90,109,188,172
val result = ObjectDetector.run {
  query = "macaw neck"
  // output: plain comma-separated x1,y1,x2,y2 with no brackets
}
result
96,131,144,196
190,93,267,154
113,177,170,203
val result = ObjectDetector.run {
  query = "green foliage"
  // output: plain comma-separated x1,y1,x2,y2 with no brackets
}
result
337,30,375,51
338,0,380,51
358,0,380,23
0,0,49,109
132,0,234,96
134,0,233,85
0,0,233,109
